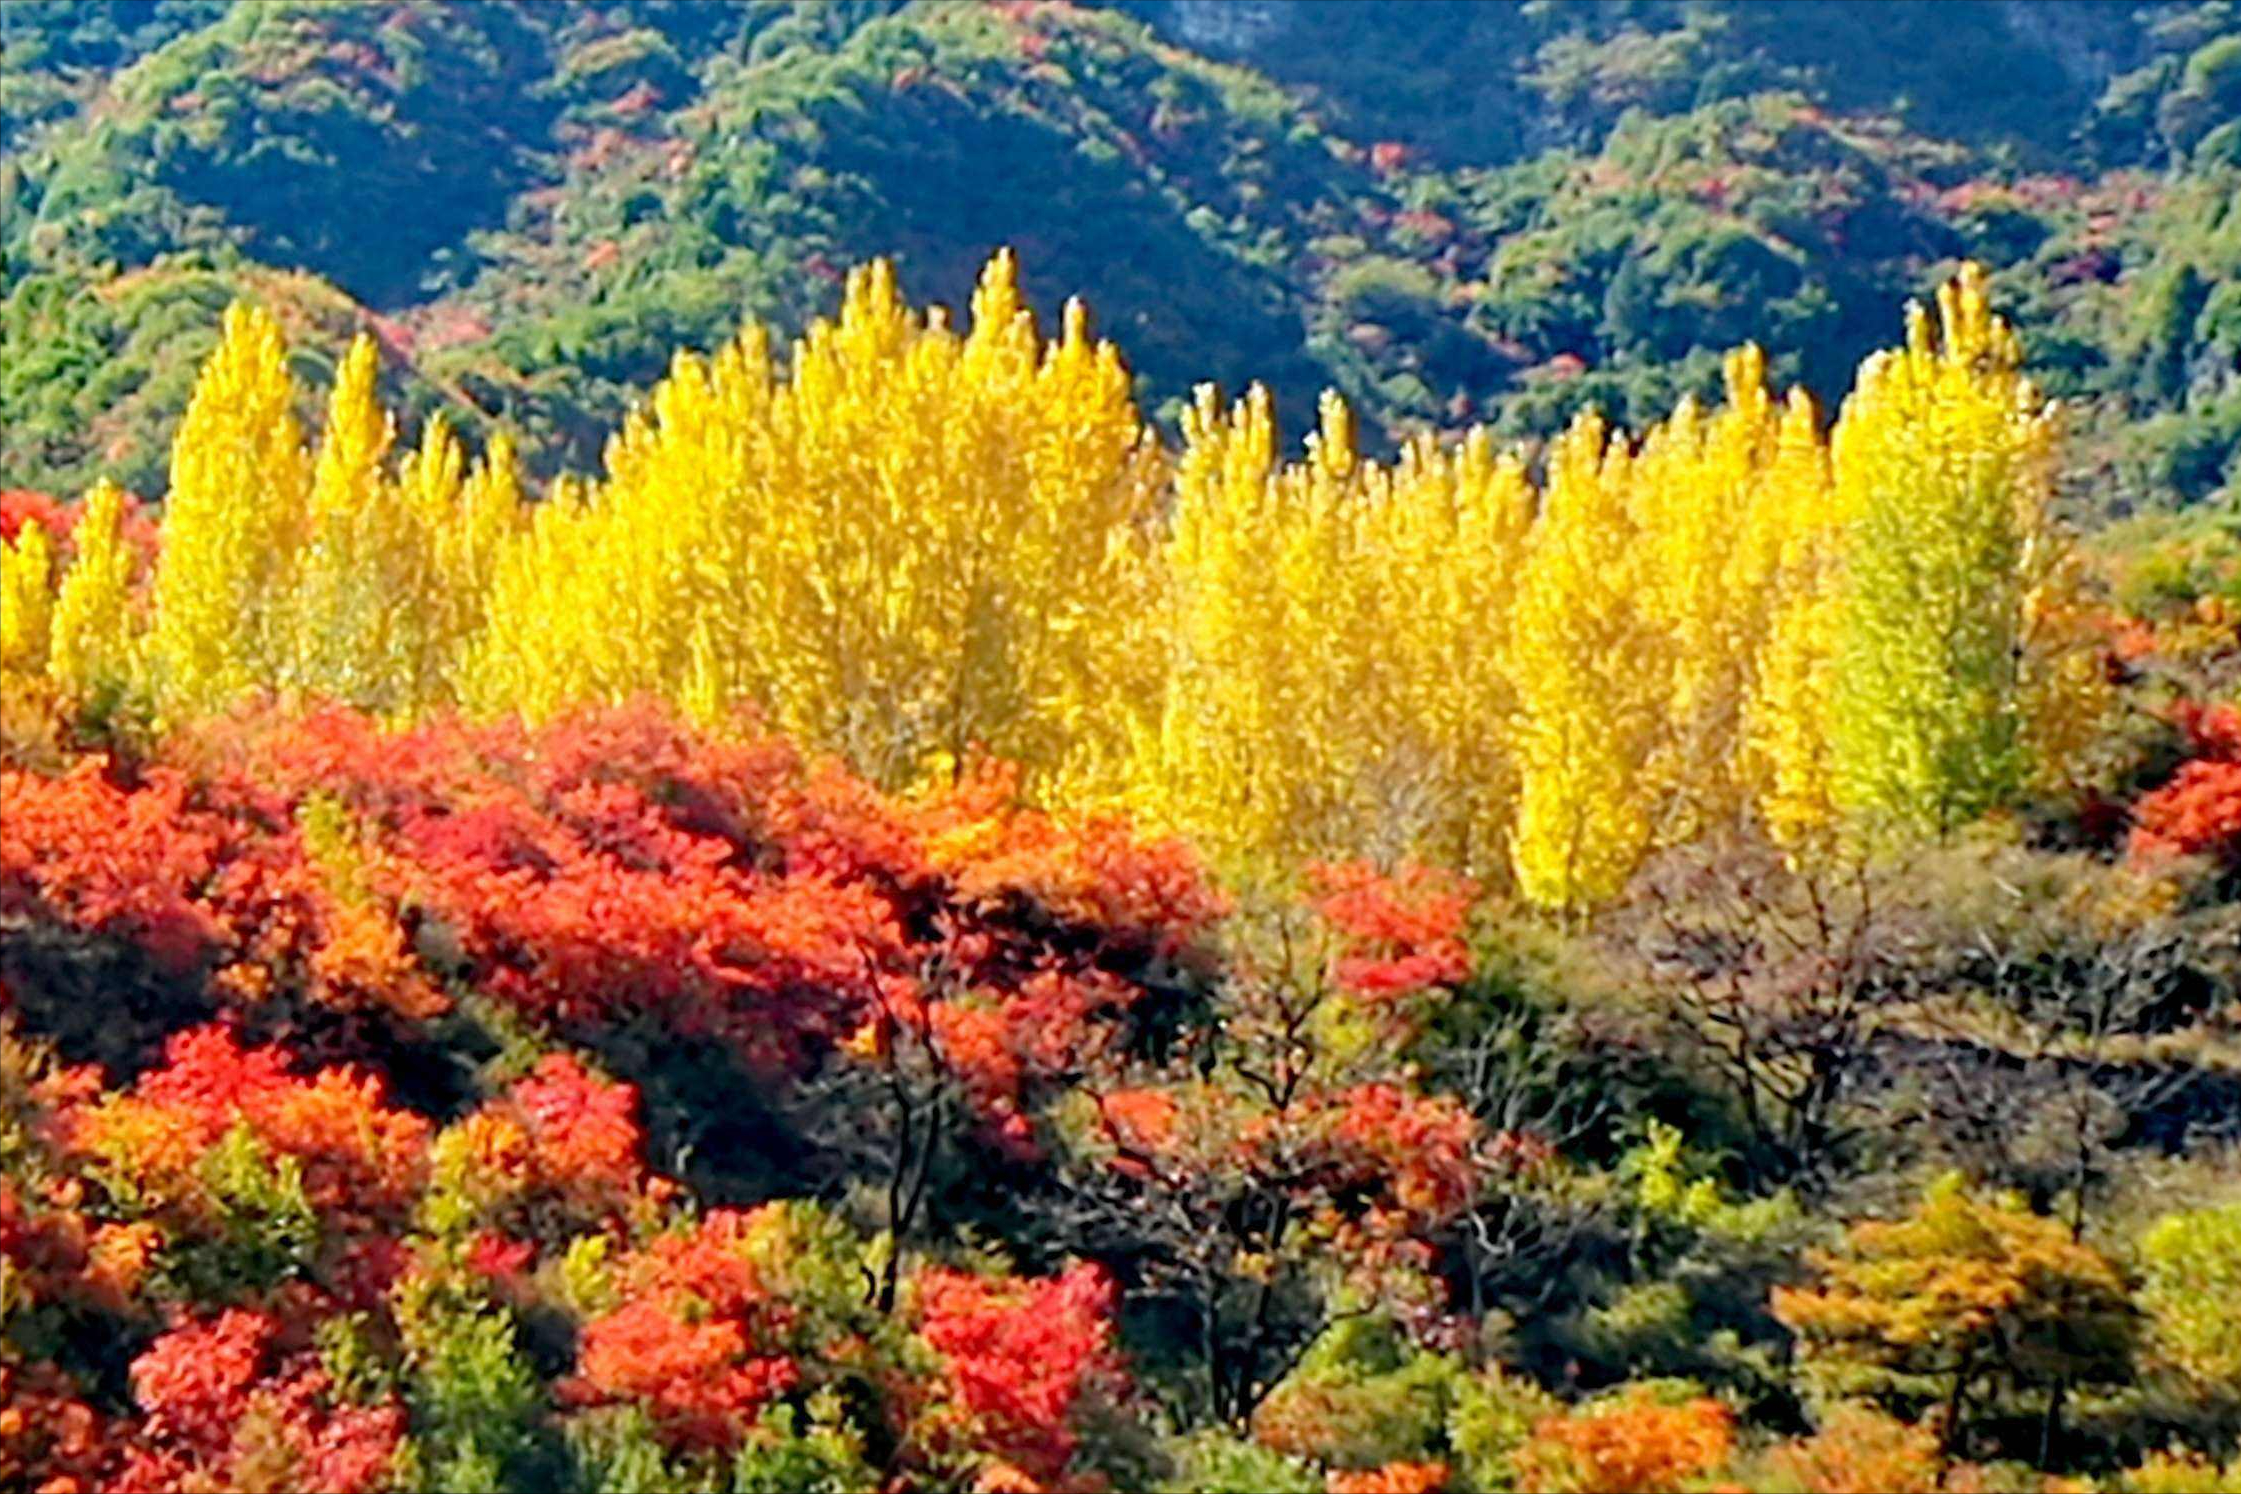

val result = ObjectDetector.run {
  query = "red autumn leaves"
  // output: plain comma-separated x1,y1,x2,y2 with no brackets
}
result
2130,700,2241,871
2,700,1535,1491
3,704,1219,1111
123,1308,409,1494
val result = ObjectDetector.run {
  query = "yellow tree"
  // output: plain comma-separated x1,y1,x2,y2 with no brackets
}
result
465,253,1166,789
0,520,54,680
1383,421,1536,874
48,480,144,716
1510,410,1669,910
147,302,312,719
1741,386,1843,849
1142,386,1531,878
1631,346,1829,844
0,519,58,746
427,428,523,685
277,334,522,717
285,332,403,709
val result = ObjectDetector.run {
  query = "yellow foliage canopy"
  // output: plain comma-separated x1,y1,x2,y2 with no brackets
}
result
8,253,2105,907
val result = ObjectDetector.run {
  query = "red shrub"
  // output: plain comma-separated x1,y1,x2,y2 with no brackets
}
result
916,1261,1123,1484
2131,701,2241,868
1310,860,1474,1003
0,489,76,545
507,1053,648,1195
121,1308,407,1494
66,1026,430,1229
0,1356,114,1494
564,1208,799,1451
1317,1083,1482,1233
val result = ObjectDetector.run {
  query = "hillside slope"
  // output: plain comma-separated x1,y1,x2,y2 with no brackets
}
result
1,0,2234,507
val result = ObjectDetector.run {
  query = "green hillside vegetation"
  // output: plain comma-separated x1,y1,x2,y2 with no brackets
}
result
1,0,2235,502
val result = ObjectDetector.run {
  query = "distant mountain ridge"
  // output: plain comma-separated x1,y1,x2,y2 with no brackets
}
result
2,0,2234,511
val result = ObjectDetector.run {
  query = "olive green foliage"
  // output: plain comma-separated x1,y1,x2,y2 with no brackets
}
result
0,257,466,498
11,1,554,306
1464,94,1966,435
1113,0,2164,168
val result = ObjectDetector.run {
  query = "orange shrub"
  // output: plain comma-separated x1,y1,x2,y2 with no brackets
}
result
1512,1389,1735,1494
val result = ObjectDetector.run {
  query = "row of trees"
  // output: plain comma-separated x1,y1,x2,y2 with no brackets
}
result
0,253,2108,905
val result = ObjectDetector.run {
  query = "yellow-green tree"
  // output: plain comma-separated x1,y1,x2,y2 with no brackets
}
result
2137,1200,2241,1400
1822,265,2063,839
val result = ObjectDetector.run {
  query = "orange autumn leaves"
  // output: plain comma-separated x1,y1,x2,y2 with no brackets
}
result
1512,1391,1735,1494
72,1026,429,1227
2,704,1219,1116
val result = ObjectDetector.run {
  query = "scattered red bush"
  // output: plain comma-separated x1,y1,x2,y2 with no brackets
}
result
2131,701,2241,870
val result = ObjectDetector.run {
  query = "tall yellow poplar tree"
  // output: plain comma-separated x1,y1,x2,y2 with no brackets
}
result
286,333,403,708
1630,348,1841,846
147,302,312,720
1,519,58,716
422,426,524,699
1742,393,1844,849
1509,410,1670,909
48,480,144,713
0,520,58,742
0,521,55,680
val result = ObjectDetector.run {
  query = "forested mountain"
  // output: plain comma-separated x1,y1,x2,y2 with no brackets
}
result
3,7,2239,1494
3,0,2236,503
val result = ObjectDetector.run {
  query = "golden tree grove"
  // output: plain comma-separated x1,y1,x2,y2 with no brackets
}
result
462,252,1168,791
9,255,2103,906
1136,384,1532,881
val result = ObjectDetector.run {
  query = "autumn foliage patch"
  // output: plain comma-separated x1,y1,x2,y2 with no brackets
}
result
2,239,2236,1494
